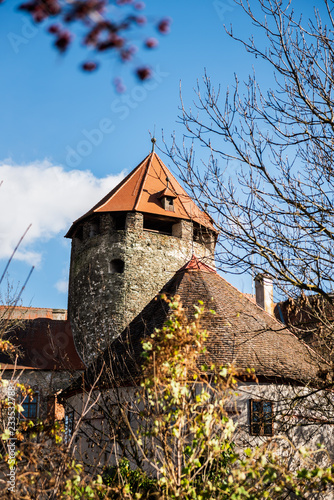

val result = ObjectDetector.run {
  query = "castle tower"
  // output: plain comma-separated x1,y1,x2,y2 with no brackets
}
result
65,148,217,364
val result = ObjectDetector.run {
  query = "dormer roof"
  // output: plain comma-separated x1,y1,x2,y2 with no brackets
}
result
66,152,215,237
157,187,177,199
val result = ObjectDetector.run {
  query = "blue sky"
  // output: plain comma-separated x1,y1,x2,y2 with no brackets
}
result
0,0,313,308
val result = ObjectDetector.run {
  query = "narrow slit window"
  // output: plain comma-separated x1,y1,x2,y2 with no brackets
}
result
89,220,100,237
64,410,74,444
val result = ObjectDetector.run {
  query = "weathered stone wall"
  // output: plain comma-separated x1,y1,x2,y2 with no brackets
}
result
68,211,215,365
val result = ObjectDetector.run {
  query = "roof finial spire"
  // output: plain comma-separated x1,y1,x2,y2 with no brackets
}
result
151,136,156,152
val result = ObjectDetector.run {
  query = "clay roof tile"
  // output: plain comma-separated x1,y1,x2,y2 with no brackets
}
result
73,258,324,391
66,152,215,237
0,318,84,371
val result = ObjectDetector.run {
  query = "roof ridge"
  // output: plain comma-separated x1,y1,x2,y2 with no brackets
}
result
205,270,326,363
133,153,153,211
180,255,217,273
153,153,194,221
98,154,150,212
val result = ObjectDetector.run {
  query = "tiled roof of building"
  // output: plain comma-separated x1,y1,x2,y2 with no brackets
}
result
0,318,84,371
66,152,215,237
0,306,67,321
68,258,322,394
180,254,217,273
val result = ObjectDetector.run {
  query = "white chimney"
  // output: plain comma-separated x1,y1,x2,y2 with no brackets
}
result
255,274,274,315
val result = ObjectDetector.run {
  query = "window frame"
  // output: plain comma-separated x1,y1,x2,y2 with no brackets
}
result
21,392,39,421
64,410,75,445
249,399,273,436
160,196,175,212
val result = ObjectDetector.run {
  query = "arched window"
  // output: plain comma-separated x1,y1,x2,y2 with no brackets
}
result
109,259,125,274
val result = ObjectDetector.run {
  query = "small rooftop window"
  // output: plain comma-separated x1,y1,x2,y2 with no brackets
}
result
161,196,175,212
158,180,177,212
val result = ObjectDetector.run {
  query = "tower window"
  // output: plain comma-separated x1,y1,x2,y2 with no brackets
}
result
193,224,215,251
194,225,212,243
143,217,173,235
114,213,127,230
89,219,100,238
74,225,83,242
109,259,124,274
250,400,273,436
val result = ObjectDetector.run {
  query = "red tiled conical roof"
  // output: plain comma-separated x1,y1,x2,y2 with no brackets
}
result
66,152,215,237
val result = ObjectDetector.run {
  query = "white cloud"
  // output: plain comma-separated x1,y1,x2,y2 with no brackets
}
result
55,278,69,294
0,160,125,266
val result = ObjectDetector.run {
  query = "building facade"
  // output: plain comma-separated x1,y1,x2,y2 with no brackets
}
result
65,150,216,365
2,148,332,476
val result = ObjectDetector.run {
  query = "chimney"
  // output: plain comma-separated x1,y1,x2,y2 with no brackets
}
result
255,274,274,315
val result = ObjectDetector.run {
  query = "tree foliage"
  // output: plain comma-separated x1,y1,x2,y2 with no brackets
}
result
2,0,171,90
66,296,334,499
0,295,334,498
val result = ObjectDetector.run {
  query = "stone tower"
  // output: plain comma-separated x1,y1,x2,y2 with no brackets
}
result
65,147,217,364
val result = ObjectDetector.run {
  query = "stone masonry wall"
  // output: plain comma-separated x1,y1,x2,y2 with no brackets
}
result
68,212,215,365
